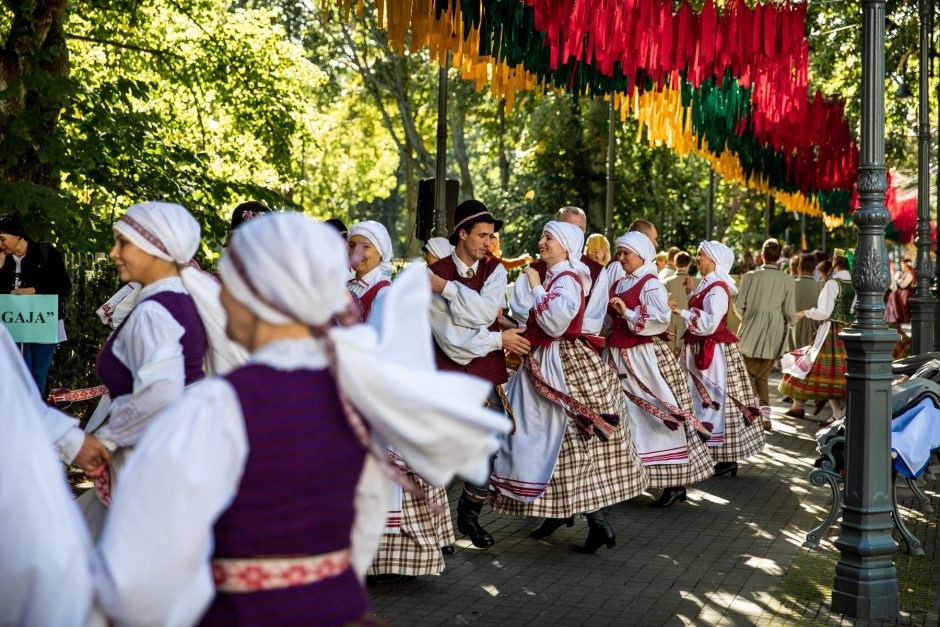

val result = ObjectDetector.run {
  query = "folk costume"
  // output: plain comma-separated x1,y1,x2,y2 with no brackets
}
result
348,221,457,579
347,221,394,322
492,221,647,553
93,214,509,626
605,233,713,508
45,202,246,539
779,268,854,416
428,199,510,549
789,275,820,351
677,242,765,476
0,326,105,627
734,263,796,418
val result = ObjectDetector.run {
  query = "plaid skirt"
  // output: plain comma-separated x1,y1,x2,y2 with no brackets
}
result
778,323,846,401
493,338,648,518
710,343,766,463
367,473,454,577
643,340,716,488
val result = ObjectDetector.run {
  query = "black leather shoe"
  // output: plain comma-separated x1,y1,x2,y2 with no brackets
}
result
714,461,738,477
572,509,615,554
366,574,414,584
441,545,455,555
456,496,495,548
529,516,575,539
649,486,687,508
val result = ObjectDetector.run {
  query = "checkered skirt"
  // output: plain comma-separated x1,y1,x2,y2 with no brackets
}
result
710,343,766,463
367,472,454,577
778,323,847,401
493,339,648,518
642,339,715,488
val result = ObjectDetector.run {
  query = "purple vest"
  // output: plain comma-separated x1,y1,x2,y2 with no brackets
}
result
200,364,368,626
96,291,207,399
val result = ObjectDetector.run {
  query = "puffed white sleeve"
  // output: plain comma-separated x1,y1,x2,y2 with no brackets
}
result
440,264,507,327
95,301,187,449
509,275,536,323
428,294,501,365
680,287,729,335
529,274,582,338
623,281,671,336
804,280,838,321
94,378,248,627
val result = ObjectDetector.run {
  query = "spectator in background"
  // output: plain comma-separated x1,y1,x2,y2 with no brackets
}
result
655,251,668,274
889,258,915,325
659,246,681,281
788,254,800,276
663,251,697,354
0,214,71,395
815,258,832,282
584,233,611,267
790,254,821,351
780,245,793,268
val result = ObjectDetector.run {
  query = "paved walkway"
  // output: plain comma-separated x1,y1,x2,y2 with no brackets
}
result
368,376,939,626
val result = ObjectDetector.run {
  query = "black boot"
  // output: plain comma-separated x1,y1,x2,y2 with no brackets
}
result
572,509,615,554
649,486,687,508
456,496,495,548
714,461,738,477
529,516,575,539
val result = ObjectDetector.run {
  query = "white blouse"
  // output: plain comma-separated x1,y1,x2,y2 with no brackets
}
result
610,269,671,336
680,273,730,336
805,270,852,321
50,277,191,461
429,253,507,364
515,261,583,338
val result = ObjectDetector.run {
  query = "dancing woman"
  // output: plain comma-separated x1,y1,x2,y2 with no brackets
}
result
346,220,394,321
670,241,765,478
606,233,714,508
491,221,647,553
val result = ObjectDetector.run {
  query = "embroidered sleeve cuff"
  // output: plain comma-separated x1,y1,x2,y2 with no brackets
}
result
629,305,649,333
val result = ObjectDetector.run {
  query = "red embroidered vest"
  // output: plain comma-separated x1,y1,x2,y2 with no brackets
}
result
524,270,585,348
429,255,508,386
684,281,739,345
606,274,667,349
356,280,390,321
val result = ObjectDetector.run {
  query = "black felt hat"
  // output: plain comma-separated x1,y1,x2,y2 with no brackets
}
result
448,199,503,245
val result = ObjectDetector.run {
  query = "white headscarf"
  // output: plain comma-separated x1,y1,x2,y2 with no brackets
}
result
615,232,658,278
114,201,246,374
699,240,738,295
424,237,453,261
543,220,591,291
348,221,394,278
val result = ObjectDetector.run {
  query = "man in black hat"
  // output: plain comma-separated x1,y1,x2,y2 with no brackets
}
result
427,199,529,548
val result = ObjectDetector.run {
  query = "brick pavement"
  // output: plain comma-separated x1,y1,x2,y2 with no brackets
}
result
368,376,939,626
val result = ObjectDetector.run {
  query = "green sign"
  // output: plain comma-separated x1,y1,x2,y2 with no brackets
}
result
0,295,58,343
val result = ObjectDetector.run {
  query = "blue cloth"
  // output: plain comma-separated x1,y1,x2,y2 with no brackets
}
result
892,397,940,479
20,342,56,397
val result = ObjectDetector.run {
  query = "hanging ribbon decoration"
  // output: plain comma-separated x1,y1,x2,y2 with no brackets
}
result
331,0,860,223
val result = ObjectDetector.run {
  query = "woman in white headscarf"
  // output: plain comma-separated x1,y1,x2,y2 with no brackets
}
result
605,233,714,508
492,221,647,554
423,236,453,265
350,223,456,581
93,212,508,625
669,241,765,478
57,201,246,538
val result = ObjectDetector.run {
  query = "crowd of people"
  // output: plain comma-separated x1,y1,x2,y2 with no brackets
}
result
2,198,877,626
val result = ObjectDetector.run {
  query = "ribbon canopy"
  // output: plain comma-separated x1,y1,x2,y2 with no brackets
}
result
335,0,860,223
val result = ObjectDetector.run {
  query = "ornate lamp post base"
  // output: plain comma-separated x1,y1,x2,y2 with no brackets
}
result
831,326,899,620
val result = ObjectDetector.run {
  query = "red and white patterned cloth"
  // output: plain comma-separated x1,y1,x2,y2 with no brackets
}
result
212,549,351,593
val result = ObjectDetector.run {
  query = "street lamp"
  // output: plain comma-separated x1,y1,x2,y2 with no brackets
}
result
830,0,900,620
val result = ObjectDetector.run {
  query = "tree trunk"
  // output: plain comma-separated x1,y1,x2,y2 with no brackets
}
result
1,0,71,186
497,98,509,191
